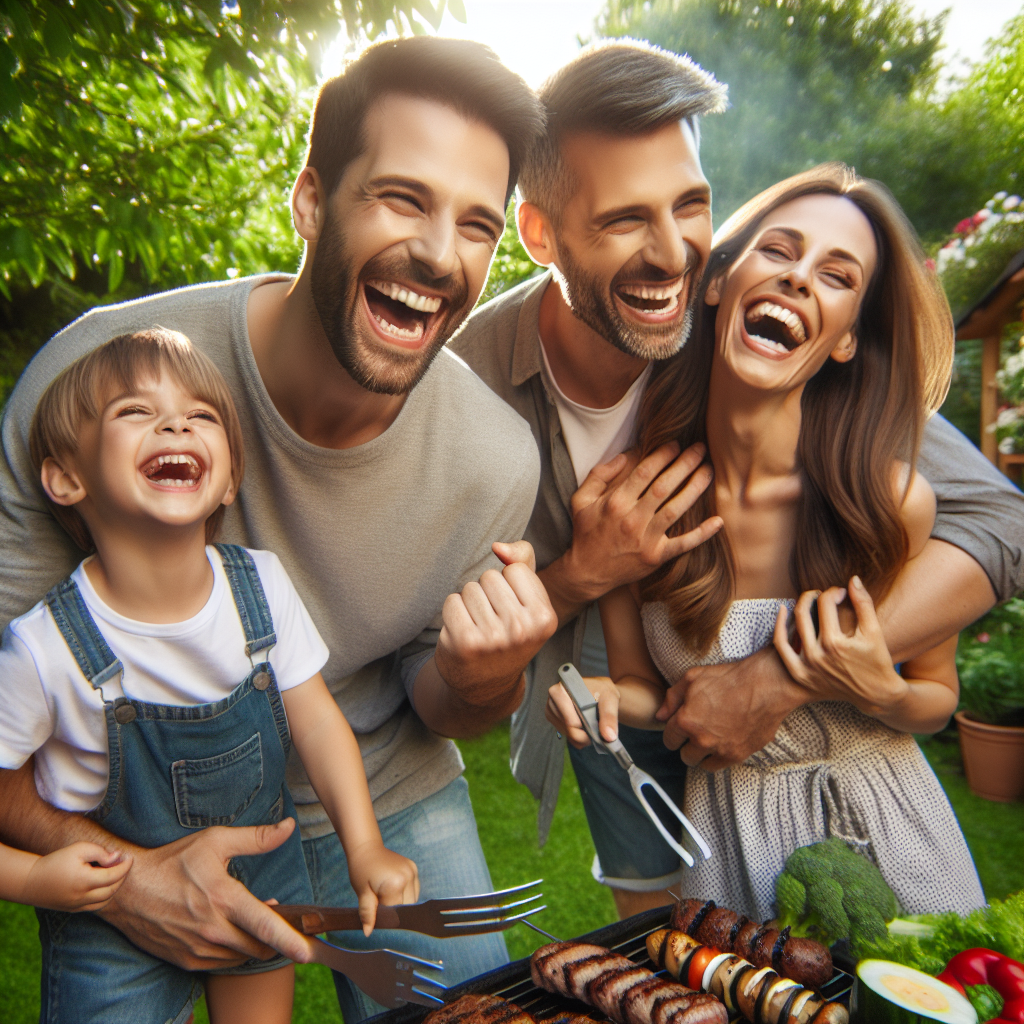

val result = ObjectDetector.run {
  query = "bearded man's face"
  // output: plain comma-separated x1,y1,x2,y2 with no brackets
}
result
309,93,509,394
547,120,713,360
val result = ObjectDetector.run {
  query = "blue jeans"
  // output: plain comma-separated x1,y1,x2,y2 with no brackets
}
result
302,775,509,1022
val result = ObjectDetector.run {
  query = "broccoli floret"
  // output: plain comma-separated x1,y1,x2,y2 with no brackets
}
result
775,871,807,921
774,839,900,949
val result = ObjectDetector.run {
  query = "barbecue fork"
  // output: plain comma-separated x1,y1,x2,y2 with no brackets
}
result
273,879,545,938
300,939,447,1008
557,662,712,868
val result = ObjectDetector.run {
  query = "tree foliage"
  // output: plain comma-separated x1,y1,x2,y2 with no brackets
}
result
597,0,1020,240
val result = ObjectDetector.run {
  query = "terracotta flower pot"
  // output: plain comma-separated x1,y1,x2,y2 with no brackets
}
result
954,710,1024,803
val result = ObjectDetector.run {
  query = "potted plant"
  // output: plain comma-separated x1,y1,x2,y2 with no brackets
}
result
953,597,1024,802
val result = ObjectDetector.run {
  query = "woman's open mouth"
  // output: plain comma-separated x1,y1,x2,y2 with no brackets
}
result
362,279,445,349
140,453,204,488
742,300,808,356
614,281,683,324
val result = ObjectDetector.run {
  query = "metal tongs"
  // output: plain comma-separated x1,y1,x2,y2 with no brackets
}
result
557,662,712,868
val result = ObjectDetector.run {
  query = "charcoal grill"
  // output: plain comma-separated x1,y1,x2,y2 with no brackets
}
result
365,905,854,1024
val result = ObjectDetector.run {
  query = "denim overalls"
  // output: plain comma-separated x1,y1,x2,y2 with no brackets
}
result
36,544,314,1024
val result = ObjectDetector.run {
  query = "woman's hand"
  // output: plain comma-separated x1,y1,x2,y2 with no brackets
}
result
347,841,420,936
546,675,621,748
773,576,911,717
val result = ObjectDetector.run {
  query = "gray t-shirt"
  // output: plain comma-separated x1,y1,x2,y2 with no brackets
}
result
0,274,541,837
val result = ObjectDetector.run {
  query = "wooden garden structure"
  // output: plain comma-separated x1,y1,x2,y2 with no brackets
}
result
954,248,1024,480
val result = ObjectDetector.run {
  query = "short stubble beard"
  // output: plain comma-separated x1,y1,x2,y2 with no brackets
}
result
309,212,471,396
554,239,701,362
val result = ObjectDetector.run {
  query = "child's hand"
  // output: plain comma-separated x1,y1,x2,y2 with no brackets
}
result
773,577,910,715
22,842,132,912
347,842,419,936
545,675,621,748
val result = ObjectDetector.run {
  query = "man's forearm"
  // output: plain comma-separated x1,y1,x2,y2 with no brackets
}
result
0,761,134,857
538,554,594,628
411,657,525,738
877,540,996,663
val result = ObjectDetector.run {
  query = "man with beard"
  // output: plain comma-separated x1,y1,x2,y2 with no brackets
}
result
451,39,1024,920
0,38,554,1024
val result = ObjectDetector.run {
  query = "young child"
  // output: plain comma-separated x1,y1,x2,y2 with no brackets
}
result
0,328,419,1024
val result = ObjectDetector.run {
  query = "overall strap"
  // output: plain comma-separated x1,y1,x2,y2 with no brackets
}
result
44,576,123,690
214,544,277,657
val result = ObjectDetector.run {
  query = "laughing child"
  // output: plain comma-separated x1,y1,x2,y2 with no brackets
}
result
0,328,419,1024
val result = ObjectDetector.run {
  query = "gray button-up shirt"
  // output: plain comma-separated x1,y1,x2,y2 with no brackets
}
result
451,272,1024,843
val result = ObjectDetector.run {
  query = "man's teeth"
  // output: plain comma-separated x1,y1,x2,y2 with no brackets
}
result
747,300,807,343
373,314,425,342
366,280,442,313
619,283,681,301
620,288,681,315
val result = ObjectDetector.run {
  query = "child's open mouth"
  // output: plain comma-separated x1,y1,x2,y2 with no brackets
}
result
362,279,444,347
141,453,203,487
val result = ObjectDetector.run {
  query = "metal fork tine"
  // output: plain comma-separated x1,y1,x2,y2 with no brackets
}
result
424,879,542,911
390,950,445,971
442,905,548,934
410,988,446,1005
413,970,448,989
439,893,544,917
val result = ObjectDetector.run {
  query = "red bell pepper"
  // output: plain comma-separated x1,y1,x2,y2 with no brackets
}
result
937,949,1024,1023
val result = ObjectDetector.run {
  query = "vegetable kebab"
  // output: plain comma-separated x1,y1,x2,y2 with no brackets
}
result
648,929,848,1024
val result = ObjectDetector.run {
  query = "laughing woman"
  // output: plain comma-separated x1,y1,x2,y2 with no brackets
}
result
548,163,985,921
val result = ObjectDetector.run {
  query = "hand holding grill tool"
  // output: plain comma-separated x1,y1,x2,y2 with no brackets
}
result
273,879,545,938
557,662,711,868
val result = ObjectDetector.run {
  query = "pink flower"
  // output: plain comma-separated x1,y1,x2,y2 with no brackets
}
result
971,209,990,226
977,632,990,643
925,258,936,272
954,217,974,234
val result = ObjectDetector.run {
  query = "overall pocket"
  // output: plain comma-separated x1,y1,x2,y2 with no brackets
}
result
172,733,264,828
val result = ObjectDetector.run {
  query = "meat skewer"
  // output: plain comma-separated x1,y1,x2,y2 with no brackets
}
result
647,929,848,1024
530,940,728,1024
669,899,832,991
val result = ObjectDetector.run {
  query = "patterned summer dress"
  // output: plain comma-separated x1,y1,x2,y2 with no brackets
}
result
641,599,986,922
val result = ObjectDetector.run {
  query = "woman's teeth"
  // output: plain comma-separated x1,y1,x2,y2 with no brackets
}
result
373,315,425,341
745,300,807,346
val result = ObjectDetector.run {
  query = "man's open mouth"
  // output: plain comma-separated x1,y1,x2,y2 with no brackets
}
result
141,453,203,487
615,281,682,318
743,300,808,354
362,279,445,345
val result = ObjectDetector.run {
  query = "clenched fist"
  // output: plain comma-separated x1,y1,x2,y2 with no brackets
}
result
434,540,558,711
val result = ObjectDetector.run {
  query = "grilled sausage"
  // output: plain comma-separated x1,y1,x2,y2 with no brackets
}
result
668,899,832,990
425,994,536,1024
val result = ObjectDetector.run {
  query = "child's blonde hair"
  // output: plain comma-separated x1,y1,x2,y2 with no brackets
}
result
29,328,245,551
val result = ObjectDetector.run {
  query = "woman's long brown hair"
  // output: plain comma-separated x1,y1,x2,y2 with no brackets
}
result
637,163,954,654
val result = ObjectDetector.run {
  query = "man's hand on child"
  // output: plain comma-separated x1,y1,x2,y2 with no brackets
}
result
347,841,420,936
545,675,620,749
22,841,132,912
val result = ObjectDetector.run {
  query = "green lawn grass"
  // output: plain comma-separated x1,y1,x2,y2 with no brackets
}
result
2,724,1020,1023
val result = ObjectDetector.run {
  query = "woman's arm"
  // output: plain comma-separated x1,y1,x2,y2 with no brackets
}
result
282,674,419,934
545,586,668,746
773,471,960,734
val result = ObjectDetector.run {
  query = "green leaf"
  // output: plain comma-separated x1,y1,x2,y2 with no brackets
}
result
107,249,124,292
42,9,74,61
94,228,111,262
12,227,46,287
446,0,468,24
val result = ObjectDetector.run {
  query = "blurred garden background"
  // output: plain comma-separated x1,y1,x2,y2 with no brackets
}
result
2,0,1023,1020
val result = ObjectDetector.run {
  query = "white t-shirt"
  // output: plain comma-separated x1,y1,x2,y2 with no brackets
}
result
539,340,653,487
0,547,329,812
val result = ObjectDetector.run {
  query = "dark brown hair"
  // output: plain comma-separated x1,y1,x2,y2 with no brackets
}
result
29,328,245,552
306,36,545,206
519,39,727,221
637,163,953,654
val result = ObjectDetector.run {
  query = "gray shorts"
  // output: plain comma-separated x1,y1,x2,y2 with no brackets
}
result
570,609,687,892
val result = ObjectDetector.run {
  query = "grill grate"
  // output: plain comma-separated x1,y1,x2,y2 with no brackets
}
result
366,906,854,1024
